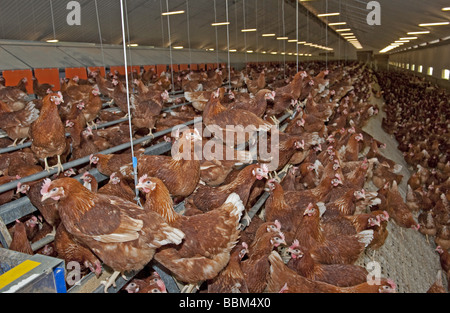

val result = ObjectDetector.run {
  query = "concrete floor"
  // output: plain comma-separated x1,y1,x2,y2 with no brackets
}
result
355,78,444,293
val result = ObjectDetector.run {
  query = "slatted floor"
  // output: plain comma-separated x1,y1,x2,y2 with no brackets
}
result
354,77,444,293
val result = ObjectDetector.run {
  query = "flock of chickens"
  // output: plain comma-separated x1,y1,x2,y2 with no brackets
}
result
0,59,448,293
377,70,449,290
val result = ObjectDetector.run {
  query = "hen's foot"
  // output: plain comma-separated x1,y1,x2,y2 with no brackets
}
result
100,271,121,293
270,116,280,126
142,129,155,146
181,283,200,293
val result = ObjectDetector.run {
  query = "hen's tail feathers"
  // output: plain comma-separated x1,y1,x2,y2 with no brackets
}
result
225,193,245,218
268,250,285,274
393,164,403,174
316,202,327,216
234,150,254,165
160,226,185,246
369,198,382,207
24,101,40,125
309,132,321,145
435,270,444,287
357,229,374,247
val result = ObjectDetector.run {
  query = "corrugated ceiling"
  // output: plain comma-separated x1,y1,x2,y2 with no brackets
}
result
0,0,448,70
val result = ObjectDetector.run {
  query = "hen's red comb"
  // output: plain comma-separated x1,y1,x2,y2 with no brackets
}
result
387,279,397,290
138,174,148,184
290,239,300,249
40,178,52,196
274,220,281,230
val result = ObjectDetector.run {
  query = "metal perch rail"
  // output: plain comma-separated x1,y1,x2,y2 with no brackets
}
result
0,83,318,293
0,100,195,155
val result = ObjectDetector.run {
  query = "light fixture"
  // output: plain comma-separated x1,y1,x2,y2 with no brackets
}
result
335,28,351,32
211,22,230,26
173,46,183,49
246,50,254,53
400,37,418,40
317,12,340,17
395,40,409,43
442,7,450,11
46,39,59,43
297,41,306,44
407,31,431,35
380,46,396,53
341,33,354,36
241,28,257,32
344,36,356,39
442,69,450,80
288,39,298,42
208,48,214,51
127,43,139,47
262,33,276,37
276,37,288,40
328,22,347,26
161,10,185,16
229,49,237,52
270,52,278,55
262,51,267,54
419,22,450,27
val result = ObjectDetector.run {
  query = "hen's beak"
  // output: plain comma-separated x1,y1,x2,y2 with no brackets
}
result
41,192,51,202
136,182,155,193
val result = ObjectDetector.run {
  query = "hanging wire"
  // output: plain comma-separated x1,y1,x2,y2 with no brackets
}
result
242,0,248,64
165,0,175,92
282,0,286,78
296,0,299,72
255,0,258,66
213,0,220,69
338,0,341,66
325,0,328,69
159,0,166,49
226,0,231,89
124,0,136,83
49,0,57,41
94,0,106,76
307,9,310,62
119,0,141,207
234,1,239,53
186,0,192,66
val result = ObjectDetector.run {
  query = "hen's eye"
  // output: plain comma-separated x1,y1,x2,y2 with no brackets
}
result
51,188,57,192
